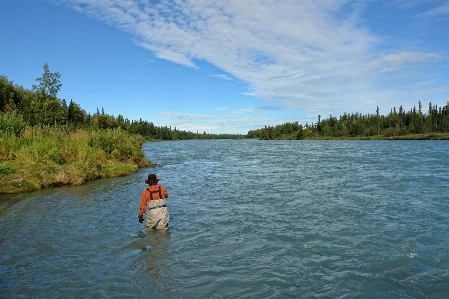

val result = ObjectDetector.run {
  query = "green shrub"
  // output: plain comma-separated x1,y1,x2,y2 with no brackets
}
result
48,148,66,165
0,112,27,136
0,165,16,175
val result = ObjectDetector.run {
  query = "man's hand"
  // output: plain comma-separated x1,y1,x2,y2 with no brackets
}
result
138,215,144,223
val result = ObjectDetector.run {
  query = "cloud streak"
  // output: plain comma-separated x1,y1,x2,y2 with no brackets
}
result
155,109,296,133
211,74,232,81
62,0,447,123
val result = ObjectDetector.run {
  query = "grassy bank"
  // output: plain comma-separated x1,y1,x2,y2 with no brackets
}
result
0,126,152,193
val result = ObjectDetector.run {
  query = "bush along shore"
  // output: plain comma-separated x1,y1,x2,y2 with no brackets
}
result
0,125,152,193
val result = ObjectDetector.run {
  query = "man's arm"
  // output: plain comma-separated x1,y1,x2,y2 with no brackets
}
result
161,186,168,199
138,190,149,216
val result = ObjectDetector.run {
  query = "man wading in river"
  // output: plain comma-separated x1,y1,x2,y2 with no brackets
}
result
138,174,169,230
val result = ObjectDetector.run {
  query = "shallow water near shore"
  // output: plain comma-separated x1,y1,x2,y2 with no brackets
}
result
1,140,449,298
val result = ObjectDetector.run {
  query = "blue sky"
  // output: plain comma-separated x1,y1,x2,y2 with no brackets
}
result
1,0,448,134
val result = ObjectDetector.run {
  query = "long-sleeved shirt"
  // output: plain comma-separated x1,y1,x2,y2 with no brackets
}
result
138,184,168,216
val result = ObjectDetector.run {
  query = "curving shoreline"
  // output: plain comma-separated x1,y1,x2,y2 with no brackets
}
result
0,158,153,194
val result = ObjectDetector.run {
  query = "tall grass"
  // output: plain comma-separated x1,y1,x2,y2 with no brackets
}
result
0,126,152,193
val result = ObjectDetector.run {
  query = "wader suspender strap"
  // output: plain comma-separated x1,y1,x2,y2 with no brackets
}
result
147,187,162,200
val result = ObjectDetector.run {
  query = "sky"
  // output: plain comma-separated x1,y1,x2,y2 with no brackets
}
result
1,0,448,134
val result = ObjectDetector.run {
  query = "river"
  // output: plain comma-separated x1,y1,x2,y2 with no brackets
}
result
1,140,449,298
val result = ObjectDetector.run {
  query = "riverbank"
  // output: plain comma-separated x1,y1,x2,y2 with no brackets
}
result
0,127,153,194
0,159,151,194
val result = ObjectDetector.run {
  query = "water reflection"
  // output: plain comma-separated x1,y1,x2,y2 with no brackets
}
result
129,229,170,277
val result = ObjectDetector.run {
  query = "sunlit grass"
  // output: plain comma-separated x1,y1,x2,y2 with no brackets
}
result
0,126,152,193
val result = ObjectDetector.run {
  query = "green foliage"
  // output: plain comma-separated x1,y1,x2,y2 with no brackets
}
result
0,126,151,193
248,122,304,140
67,100,86,125
0,126,146,165
86,128,147,163
296,125,305,140
0,111,27,136
48,147,66,165
0,76,20,112
32,63,62,98
0,165,16,175
248,102,449,140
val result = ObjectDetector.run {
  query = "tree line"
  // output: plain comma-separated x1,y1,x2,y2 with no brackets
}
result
0,63,242,140
3,64,448,141
247,102,449,140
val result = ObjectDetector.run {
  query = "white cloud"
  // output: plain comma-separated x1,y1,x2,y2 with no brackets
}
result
212,74,232,80
157,112,215,121
63,0,448,126
234,105,284,114
154,109,298,134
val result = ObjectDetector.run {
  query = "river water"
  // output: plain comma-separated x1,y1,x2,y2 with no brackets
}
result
1,140,449,298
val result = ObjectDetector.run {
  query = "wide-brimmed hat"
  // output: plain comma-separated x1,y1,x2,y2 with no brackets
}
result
145,174,159,185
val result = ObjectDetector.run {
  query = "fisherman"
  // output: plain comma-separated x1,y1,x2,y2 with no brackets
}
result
138,174,169,230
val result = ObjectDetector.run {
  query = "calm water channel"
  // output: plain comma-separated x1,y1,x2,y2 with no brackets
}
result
1,140,449,298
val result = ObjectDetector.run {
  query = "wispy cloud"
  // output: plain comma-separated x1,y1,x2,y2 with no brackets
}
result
155,112,218,132
154,109,296,133
212,74,232,81
157,112,215,121
171,115,298,134
368,51,441,73
62,0,448,122
235,105,284,114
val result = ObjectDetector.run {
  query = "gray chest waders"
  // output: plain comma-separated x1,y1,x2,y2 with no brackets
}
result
145,186,169,229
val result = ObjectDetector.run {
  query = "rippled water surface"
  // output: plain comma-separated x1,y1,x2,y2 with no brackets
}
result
1,140,449,298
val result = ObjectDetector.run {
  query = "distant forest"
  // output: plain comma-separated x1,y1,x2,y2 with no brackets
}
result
248,102,449,140
0,64,240,140
1,64,449,141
